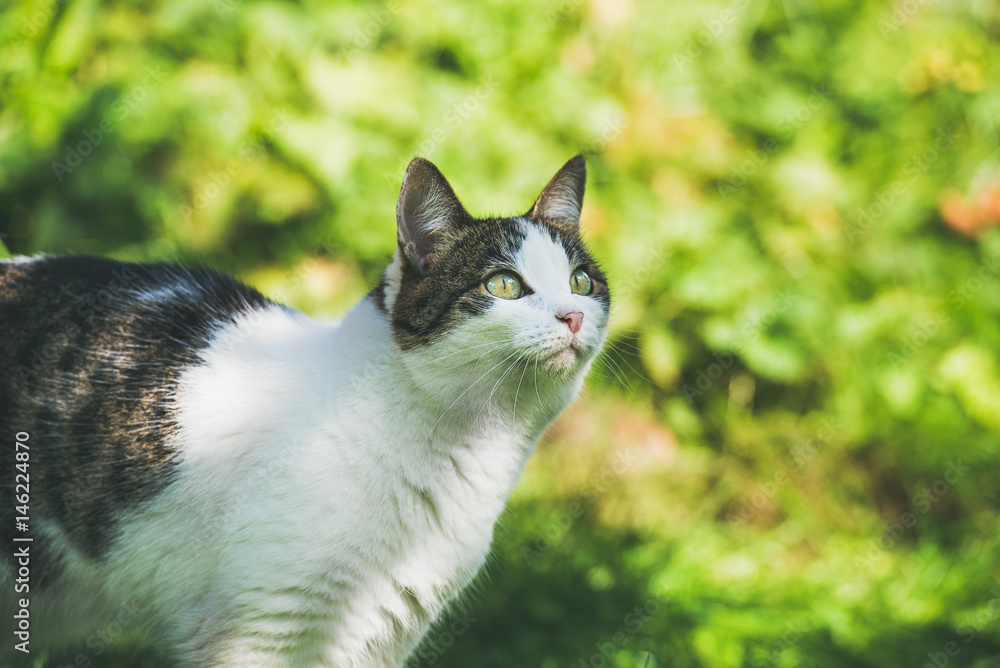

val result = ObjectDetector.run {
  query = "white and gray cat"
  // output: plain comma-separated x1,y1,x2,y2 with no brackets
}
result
0,155,610,667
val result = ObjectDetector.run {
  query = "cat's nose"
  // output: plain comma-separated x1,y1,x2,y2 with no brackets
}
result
556,311,584,334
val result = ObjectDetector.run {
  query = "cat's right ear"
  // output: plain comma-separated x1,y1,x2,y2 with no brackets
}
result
396,158,467,274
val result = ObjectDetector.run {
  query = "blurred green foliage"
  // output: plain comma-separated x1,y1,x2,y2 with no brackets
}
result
3,0,1000,666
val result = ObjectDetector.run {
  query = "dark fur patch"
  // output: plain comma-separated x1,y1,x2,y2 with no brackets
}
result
0,256,274,585
390,216,609,350
390,216,524,351
368,277,388,314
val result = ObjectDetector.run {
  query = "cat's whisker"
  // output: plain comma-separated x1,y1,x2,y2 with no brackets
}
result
604,344,657,387
596,349,653,416
595,353,628,395
426,349,521,440
595,347,626,381
404,342,514,394
533,356,542,408
471,342,519,371
403,339,512,371
488,353,525,412
587,362,614,382
602,327,643,344
512,352,532,430
605,336,644,354
408,340,515,374
477,351,527,424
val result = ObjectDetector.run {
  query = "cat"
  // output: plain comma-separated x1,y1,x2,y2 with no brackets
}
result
0,155,610,667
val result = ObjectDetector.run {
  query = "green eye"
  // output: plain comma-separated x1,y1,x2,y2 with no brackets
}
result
485,273,523,300
570,269,593,296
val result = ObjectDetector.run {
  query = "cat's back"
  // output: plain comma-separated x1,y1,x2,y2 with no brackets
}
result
0,255,276,587
0,254,273,340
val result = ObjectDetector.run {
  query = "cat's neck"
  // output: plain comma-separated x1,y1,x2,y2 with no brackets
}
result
188,293,578,504
333,295,572,448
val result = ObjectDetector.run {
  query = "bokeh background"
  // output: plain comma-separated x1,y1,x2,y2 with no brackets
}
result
3,0,1000,666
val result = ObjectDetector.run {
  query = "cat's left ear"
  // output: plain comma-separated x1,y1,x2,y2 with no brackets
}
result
528,154,586,225
397,158,467,274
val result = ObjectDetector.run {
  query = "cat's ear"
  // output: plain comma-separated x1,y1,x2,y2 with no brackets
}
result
396,158,467,274
528,155,586,224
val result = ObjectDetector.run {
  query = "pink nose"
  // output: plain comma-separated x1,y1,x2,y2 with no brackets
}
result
557,311,584,334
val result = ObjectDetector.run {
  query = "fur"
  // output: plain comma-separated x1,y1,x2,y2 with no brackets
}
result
0,156,609,667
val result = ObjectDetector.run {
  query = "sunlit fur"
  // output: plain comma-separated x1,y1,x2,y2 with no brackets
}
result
139,223,604,666
5,164,609,667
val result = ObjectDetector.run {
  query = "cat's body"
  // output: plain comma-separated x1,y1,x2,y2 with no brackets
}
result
0,156,609,667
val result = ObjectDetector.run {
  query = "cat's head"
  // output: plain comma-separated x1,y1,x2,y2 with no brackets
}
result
376,156,609,407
